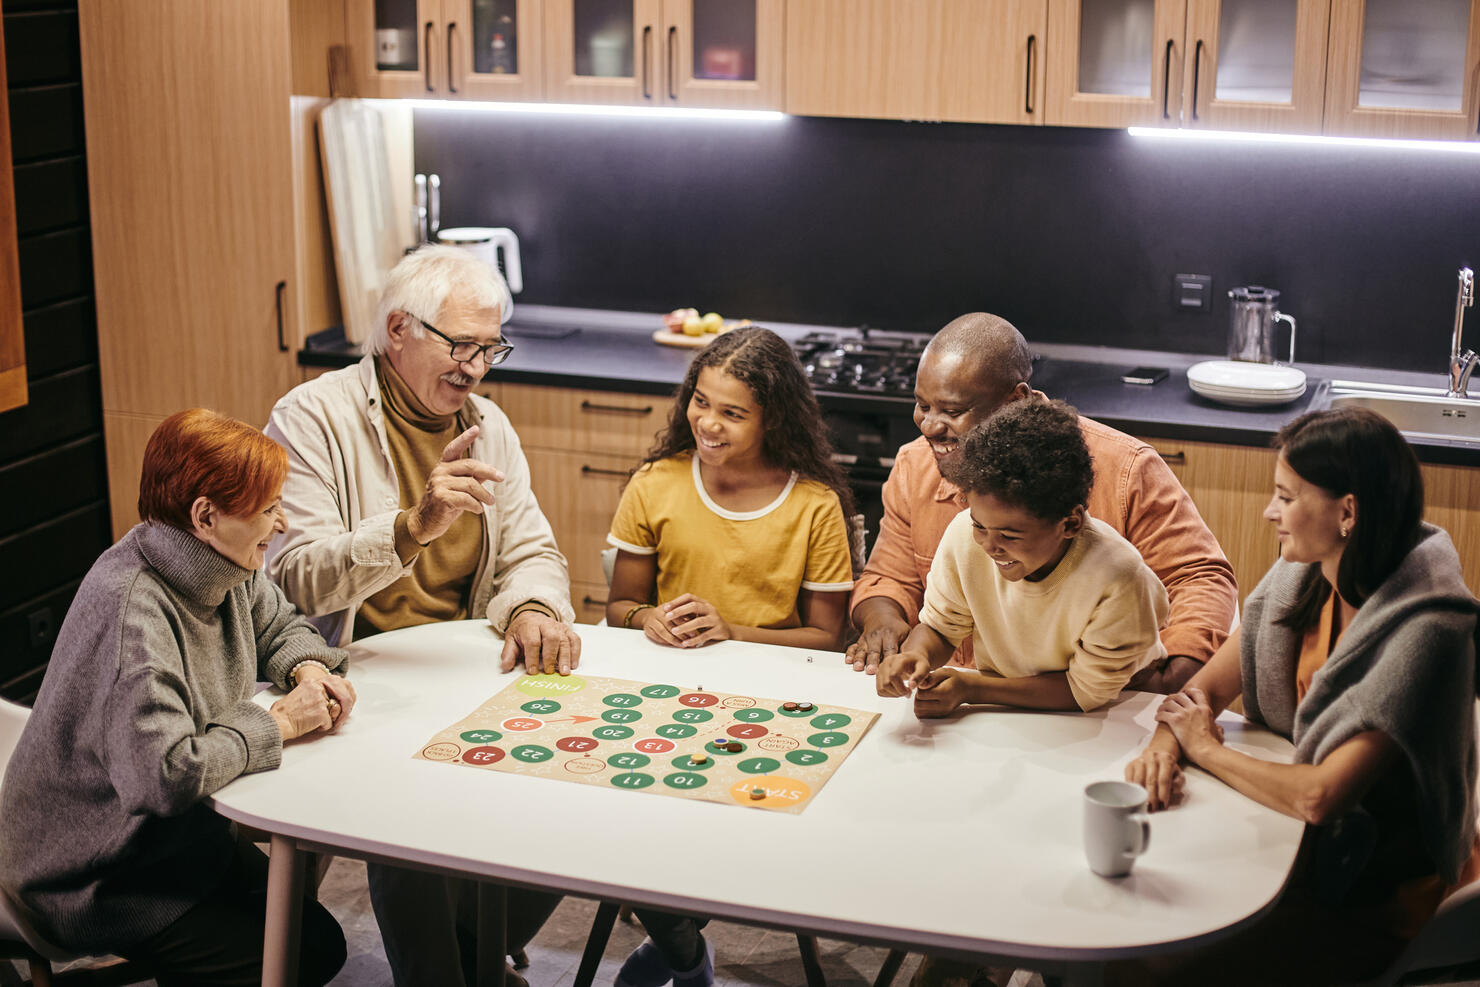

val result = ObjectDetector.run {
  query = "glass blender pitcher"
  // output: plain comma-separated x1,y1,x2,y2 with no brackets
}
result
1227,286,1297,364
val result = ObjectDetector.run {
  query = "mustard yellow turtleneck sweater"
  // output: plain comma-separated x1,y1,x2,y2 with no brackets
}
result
354,356,485,639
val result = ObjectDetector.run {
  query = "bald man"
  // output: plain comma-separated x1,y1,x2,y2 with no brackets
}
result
846,313,1237,694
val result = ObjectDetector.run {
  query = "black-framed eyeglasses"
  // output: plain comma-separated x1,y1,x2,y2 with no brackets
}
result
413,315,515,367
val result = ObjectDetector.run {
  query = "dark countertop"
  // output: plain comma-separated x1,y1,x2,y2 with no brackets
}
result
302,305,1480,468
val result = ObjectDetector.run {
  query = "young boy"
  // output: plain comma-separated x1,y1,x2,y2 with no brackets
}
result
876,399,1168,715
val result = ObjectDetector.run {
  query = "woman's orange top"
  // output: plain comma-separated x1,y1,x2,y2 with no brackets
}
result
1296,591,1480,938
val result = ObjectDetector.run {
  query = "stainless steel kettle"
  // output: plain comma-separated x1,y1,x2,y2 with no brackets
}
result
1227,286,1297,365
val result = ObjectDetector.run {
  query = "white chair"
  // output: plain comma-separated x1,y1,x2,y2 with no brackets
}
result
0,699,147,987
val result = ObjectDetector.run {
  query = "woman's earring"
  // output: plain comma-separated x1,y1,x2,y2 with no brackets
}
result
1340,524,1351,539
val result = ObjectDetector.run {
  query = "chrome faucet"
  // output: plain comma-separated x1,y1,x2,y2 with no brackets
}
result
1448,267,1476,399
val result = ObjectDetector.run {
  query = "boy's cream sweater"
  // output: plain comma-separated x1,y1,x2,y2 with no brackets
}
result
921,513,1168,710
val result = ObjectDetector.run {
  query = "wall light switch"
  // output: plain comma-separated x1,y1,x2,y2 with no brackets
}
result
1174,274,1213,311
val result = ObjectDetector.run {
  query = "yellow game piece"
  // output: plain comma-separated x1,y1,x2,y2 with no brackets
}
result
749,787,766,800
690,753,708,766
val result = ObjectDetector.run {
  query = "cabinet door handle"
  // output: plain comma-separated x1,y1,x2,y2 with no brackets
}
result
447,21,458,94
275,280,288,352
1158,450,1186,466
1190,39,1204,120
641,25,653,99
1025,34,1036,114
1161,38,1175,120
582,595,609,608
581,465,629,478
580,400,654,415
424,21,436,93
667,26,678,100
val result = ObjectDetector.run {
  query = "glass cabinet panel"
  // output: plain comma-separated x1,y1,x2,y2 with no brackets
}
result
690,0,757,81
471,0,521,75
1357,0,1469,111
573,0,635,78
1215,0,1296,102
1078,0,1156,97
375,0,421,71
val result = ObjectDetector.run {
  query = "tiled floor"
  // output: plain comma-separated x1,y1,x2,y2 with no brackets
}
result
10,857,1480,986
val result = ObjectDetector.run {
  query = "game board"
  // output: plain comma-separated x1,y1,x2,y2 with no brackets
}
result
415,673,878,814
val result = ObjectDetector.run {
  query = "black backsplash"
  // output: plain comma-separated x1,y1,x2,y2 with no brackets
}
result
414,111,1479,374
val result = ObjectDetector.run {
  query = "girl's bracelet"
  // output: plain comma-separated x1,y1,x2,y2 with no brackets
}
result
623,603,655,628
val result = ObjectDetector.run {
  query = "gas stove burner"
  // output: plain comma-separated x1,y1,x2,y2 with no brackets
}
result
792,328,928,399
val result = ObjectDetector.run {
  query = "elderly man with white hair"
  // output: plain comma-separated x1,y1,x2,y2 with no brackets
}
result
265,244,574,987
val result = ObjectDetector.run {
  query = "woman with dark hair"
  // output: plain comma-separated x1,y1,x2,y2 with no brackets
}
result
606,326,857,653
1121,407,1480,985
0,409,353,986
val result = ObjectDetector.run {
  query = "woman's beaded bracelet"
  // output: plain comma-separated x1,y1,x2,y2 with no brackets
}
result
623,603,655,628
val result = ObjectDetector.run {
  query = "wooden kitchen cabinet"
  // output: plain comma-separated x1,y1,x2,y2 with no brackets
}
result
1323,0,1480,140
347,0,546,101
1045,0,1328,133
1139,435,1280,606
81,0,310,537
494,381,666,623
786,0,1046,125
1181,0,1331,133
0,13,24,416
1143,435,1480,604
1044,0,1189,128
544,0,784,109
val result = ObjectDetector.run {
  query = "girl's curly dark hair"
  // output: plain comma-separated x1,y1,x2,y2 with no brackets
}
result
941,399,1092,521
640,327,856,518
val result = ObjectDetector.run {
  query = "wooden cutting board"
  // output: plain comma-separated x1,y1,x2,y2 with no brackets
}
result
653,328,716,348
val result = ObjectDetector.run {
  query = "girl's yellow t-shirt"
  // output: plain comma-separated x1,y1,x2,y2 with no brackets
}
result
607,454,854,629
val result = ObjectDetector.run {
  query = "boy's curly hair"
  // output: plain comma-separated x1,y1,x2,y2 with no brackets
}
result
940,399,1092,521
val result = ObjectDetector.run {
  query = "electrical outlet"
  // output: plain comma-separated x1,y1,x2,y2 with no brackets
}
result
1174,273,1214,311
27,607,55,650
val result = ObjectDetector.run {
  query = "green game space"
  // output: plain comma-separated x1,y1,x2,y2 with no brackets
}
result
672,708,714,723
511,745,554,763
737,757,781,774
592,725,636,740
459,729,502,744
786,749,828,766
707,740,745,756
808,731,850,748
602,709,643,723
640,684,680,699
663,772,708,790
611,772,655,790
608,752,651,769
671,754,714,771
655,723,698,739
732,708,774,723
520,699,561,715
810,713,851,729
603,693,643,708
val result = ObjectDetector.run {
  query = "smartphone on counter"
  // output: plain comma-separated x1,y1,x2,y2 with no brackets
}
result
1121,366,1169,385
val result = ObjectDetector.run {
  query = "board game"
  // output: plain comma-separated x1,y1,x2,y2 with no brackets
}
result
414,673,878,814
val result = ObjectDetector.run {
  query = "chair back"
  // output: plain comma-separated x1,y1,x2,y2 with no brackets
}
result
0,699,79,962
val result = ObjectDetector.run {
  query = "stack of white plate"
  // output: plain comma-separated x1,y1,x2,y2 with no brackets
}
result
1187,360,1307,407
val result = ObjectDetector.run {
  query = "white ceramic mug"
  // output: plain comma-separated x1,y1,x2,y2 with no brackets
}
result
1083,780,1151,877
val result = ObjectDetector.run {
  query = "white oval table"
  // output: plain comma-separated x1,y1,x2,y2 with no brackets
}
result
211,621,1303,987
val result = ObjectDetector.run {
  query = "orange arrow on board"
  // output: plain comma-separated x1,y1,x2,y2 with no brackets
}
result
545,715,600,724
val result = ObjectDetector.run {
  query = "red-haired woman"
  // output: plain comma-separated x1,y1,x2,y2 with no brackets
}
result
0,409,354,986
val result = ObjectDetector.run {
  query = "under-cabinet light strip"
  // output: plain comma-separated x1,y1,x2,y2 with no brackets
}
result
404,99,785,122
1128,126,1480,154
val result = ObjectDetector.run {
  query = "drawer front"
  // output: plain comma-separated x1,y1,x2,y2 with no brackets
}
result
524,446,633,587
497,382,666,457
1140,436,1279,605
572,579,610,625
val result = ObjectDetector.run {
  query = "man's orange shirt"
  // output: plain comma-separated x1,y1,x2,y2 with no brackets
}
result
851,416,1238,665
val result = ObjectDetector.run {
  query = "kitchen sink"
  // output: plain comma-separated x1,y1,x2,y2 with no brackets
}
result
1323,380,1480,443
